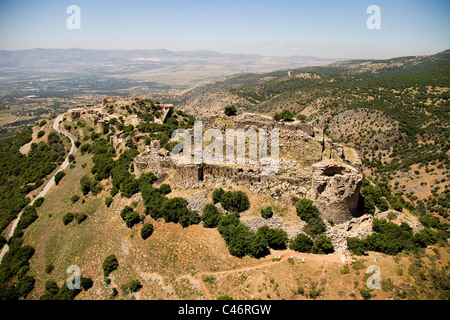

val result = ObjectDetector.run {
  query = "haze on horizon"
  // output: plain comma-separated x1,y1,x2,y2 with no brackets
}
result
0,0,449,60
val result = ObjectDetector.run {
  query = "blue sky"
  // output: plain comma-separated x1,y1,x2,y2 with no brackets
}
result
0,0,449,58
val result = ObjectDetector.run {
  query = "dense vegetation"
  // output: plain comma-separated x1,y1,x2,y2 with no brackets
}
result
295,199,326,237
347,218,448,255
212,188,250,213
0,197,49,300
0,126,68,300
0,128,67,233
215,212,288,258
289,233,334,254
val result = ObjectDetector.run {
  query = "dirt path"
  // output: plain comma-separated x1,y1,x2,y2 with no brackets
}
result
195,250,348,300
0,113,76,263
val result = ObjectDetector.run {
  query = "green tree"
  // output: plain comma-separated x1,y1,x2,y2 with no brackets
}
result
201,203,222,228
305,216,326,237
120,206,140,228
224,105,237,116
160,197,200,227
105,197,113,207
62,212,74,225
256,226,287,250
102,255,119,277
54,171,65,185
212,188,224,204
220,190,250,213
248,234,269,258
120,177,140,198
126,280,142,292
289,234,313,253
75,212,88,224
295,199,320,222
141,223,154,240
280,109,294,121
80,277,93,291
80,175,92,195
312,235,334,254
260,206,273,219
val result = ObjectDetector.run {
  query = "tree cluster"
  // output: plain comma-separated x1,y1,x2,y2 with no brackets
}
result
347,218,446,255
212,188,250,213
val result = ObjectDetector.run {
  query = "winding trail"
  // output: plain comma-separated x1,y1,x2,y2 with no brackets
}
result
0,113,76,263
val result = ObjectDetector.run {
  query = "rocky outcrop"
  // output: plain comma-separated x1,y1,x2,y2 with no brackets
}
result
310,159,362,224
183,191,209,215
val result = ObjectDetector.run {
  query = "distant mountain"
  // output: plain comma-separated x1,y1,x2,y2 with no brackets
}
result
0,48,339,91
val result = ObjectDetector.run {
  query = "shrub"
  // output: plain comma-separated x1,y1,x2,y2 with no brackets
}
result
280,109,294,121
201,203,222,228
15,207,37,235
219,190,250,213
70,195,80,203
305,216,326,237
54,171,66,185
296,114,307,121
158,184,172,195
126,280,142,293
273,113,282,121
224,105,237,116
413,228,438,247
312,235,334,254
80,175,92,195
212,188,224,204
217,295,233,300
341,265,350,274
273,109,294,121
80,143,91,155
141,223,154,240
257,226,288,250
160,198,200,227
289,234,313,253
295,199,320,222
261,206,273,219
120,177,140,198
110,185,119,197
37,130,45,138
76,213,88,224
347,237,366,255
68,154,75,163
80,277,93,291
120,206,140,228
33,197,45,207
105,197,113,207
247,234,269,258
308,289,321,299
296,286,305,295
360,288,373,300
45,264,54,274
62,212,74,225
102,255,119,277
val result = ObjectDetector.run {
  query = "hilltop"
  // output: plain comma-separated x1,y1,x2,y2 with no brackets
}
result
0,51,448,301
